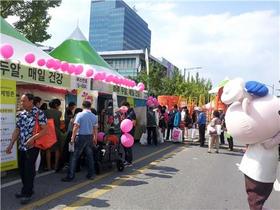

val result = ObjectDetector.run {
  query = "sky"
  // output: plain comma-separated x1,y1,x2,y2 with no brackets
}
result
8,0,279,92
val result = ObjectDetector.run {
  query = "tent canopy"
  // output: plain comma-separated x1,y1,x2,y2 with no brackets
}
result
0,17,53,62
209,78,229,94
49,26,123,78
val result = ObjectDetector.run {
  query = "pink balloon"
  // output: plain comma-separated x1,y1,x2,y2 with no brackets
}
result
24,53,35,64
37,59,46,67
105,75,111,82
1,44,14,59
139,86,145,91
86,69,94,77
60,62,69,72
74,65,83,75
146,99,154,107
121,133,134,148
100,72,106,80
137,82,145,91
68,64,76,74
113,76,120,84
94,73,101,80
46,59,55,69
53,60,61,70
120,119,133,133
97,132,105,142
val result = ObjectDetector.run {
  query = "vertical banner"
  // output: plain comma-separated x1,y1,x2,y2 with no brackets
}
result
112,92,118,113
0,79,17,171
92,90,98,111
127,97,135,108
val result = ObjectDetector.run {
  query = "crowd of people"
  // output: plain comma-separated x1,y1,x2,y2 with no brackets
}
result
145,104,234,153
6,93,236,205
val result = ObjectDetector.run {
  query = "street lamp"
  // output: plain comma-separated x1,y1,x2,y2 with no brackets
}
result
183,67,202,82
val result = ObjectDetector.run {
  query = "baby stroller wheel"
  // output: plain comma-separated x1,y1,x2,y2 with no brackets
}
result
116,160,124,172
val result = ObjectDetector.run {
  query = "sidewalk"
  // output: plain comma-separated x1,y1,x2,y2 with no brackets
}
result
164,129,246,153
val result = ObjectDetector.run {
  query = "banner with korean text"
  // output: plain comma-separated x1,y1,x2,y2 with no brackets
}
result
0,60,71,89
0,79,17,171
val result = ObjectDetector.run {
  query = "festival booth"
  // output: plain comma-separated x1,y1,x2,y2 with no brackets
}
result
0,17,73,172
208,79,229,111
49,27,147,140
204,79,230,120
0,18,146,172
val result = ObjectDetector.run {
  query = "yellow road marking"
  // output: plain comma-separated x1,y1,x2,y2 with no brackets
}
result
63,146,183,210
19,144,179,210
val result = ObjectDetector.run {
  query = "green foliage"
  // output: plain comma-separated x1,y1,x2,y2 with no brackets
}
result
1,0,61,43
135,63,212,104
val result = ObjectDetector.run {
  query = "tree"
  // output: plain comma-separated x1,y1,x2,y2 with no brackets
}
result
1,0,61,43
136,63,213,105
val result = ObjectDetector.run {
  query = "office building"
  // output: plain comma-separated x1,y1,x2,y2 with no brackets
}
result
89,0,151,51
99,50,177,78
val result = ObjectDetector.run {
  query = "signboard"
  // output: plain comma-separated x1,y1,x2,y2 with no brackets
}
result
0,79,17,171
112,85,141,98
71,76,89,90
0,60,71,88
91,80,113,93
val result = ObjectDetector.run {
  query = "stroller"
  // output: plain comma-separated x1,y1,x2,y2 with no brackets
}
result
94,128,124,174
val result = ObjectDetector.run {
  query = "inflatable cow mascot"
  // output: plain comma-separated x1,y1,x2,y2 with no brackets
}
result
221,78,280,210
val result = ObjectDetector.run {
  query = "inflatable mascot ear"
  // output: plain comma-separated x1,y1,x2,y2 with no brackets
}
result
221,78,280,144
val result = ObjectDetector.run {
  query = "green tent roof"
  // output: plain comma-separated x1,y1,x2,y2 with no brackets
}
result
50,27,111,69
0,17,32,44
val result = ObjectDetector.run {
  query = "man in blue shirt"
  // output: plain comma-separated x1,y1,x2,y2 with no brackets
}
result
197,108,206,147
6,93,47,204
62,100,98,182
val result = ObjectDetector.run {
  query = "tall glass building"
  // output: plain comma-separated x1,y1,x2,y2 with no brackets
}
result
89,0,151,51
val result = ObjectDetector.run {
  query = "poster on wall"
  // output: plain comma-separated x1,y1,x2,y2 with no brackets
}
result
0,79,17,171
71,77,92,107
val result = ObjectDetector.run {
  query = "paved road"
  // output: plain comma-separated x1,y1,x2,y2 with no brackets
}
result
1,142,280,210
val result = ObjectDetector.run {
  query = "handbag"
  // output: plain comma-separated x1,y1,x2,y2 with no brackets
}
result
33,112,57,150
172,128,182,142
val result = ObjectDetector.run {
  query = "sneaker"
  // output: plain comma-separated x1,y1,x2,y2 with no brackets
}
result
15,192,25,198
215,151,219,153
124,161,133,167
15,191,34,199
86,175,94,180
61,176,74,182
20,196,32,205
207,150,211,153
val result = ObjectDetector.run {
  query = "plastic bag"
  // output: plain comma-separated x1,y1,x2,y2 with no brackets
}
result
140,133,147,145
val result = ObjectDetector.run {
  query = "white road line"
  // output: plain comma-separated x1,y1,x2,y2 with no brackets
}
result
1,170,54,189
